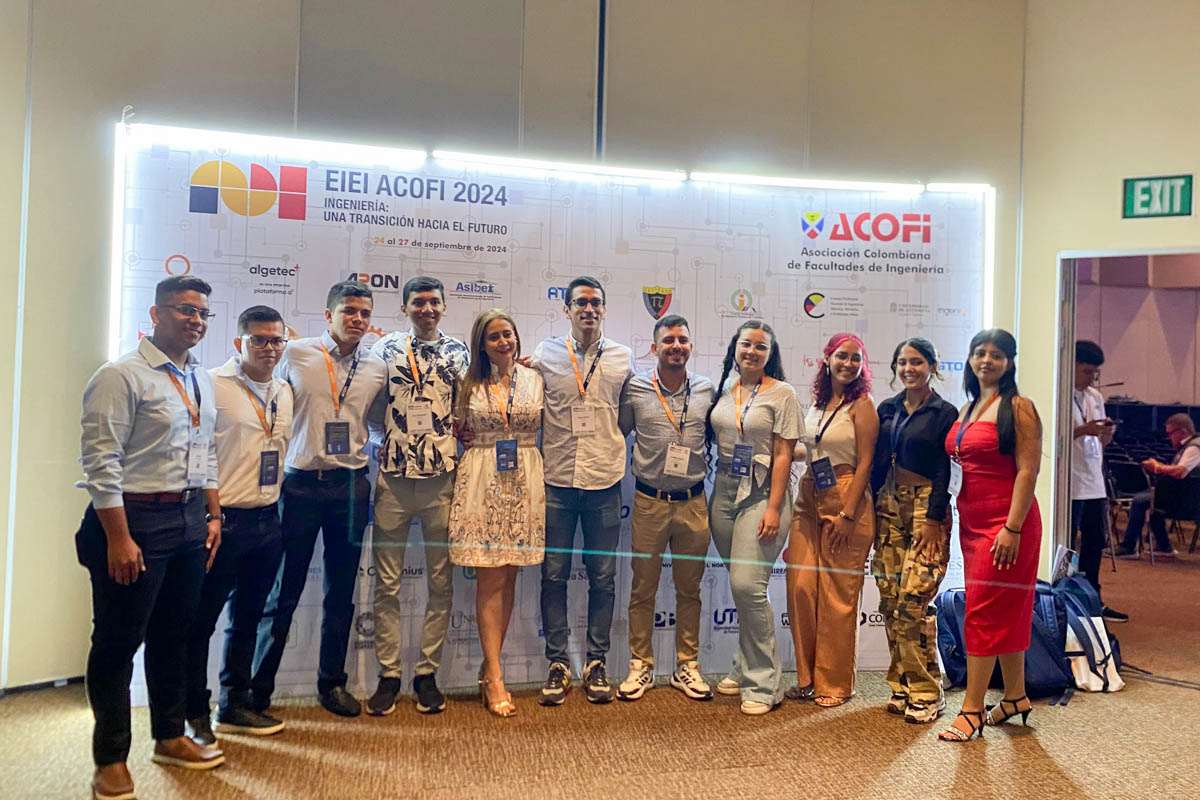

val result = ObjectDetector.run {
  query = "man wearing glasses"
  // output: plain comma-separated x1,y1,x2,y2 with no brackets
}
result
252,281,388,718
78,276,225,800
183,306,294,747
530,276,633,705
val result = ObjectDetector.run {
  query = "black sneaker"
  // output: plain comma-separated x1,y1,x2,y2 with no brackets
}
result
367,677,403,717
1102,606,1130,624
186,715,216,746
216,706,285,736
412,674,446,714
318,686,361,717
539,662,572,706
583,659,615,704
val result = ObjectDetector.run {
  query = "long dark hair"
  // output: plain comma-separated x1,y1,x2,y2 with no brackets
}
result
963,328,1019,455
811,332,872,408
888,336,943,388
704,320,785,458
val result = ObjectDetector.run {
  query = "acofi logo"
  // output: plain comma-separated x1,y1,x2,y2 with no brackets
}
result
800,211,931,244
803,292,826,319
189,160,307,220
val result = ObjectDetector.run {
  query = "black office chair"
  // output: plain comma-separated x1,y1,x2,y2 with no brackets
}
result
1154,473,1200,554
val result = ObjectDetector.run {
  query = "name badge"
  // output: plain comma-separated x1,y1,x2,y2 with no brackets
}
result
571,405,596,436
1083,436,1102,459
810,456,837,491
948,460,963,496
259,450,280,487
186,437,209,485
407,400,435,435
730,443,753,477
495,439,518,472
664,443,691,478
325,420,351,455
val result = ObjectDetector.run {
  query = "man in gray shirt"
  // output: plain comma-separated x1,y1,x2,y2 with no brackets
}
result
617,314,715,702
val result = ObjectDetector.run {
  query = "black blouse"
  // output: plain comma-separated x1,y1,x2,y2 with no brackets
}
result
871,389,959,522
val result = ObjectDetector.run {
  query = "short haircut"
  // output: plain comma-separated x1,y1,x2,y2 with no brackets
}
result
1165,413,1195,435
326,280,372,311
237,305,284,335
402,275,445,305
155,276,212,305
653,314,690,341
566,275,605,304
1076,340,1105,366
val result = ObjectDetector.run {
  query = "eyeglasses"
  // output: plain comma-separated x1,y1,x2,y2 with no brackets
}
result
163,303,216,320
243,334,288,350
569,298,604,309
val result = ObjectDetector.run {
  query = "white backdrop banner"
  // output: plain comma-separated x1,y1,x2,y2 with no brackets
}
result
113,124,982,701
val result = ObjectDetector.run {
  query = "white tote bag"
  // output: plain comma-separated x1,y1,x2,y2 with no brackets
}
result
1064,613,1125,693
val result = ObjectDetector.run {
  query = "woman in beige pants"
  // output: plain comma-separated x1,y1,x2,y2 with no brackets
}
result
786,332,879,707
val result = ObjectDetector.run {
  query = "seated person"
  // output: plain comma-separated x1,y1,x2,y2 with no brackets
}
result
1118,413,1200,559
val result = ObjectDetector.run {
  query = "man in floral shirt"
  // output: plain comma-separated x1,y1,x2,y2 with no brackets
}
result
367,276,469,716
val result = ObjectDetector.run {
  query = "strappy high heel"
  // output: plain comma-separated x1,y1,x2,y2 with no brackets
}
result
480,678,517,718
938,709,985,742
985,695,1032,726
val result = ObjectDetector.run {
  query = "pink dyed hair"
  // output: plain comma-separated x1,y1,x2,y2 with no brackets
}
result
810,332,872,407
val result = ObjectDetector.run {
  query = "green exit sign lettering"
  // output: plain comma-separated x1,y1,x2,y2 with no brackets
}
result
1123,175,1193,218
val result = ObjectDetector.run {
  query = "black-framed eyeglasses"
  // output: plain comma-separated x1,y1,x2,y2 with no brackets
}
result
570,298,604,309
163,303,216,320
243,334,288,349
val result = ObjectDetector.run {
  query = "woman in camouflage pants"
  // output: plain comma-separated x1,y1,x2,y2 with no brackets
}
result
870,338,959,724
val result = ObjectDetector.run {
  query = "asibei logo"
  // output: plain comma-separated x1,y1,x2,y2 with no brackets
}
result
189,160,307,220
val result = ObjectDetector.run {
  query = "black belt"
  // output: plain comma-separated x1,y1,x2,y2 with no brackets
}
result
122,488,202,504
222,503,279,518
284,466,368,482
635,480,705,503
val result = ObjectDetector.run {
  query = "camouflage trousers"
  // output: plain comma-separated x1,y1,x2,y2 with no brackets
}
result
870,484,948,703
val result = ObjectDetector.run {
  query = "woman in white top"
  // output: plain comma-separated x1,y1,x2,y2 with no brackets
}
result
786,332,879,707
705,320,802,715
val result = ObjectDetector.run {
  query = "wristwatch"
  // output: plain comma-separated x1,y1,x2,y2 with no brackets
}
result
205,512,226,525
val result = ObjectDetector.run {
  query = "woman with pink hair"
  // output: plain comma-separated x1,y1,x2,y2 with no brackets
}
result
785,332,879,707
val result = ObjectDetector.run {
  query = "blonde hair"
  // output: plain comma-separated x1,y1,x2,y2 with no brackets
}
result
458,309,521,419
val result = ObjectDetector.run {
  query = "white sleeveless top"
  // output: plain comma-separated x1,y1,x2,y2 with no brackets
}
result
802,400,862,468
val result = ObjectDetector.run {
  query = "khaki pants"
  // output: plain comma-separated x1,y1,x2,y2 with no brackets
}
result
627,490,709,666
372,471,455,679
871,484,947,703
786,472,875,699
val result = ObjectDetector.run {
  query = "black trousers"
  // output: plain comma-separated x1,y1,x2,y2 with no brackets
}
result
1070,497,1107,597
76,496,207,767
252,468,370,701
184,504,283,719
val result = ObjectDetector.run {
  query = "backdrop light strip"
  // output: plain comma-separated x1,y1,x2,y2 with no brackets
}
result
689,170,926,195
433,150,686,183
108,124,129,362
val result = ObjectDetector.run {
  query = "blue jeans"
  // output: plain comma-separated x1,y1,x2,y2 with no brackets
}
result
540,482,622,665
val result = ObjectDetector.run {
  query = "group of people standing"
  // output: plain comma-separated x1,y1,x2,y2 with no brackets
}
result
78,272,1045,799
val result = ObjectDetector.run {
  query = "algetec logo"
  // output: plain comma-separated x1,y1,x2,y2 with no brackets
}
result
189,160,307,220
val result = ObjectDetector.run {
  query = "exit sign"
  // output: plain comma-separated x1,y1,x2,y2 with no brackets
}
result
1123,175,1193,218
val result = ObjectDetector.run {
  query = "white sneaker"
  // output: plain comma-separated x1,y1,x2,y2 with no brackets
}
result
740,699,776,715
617,659,654,701
669,661,713,700
716,677,741,696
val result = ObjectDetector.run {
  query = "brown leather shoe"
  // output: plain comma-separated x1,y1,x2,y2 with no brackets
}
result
92,762,135,799
150,736,225,770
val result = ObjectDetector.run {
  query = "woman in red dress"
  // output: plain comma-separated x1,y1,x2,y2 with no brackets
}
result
939,329,1042,742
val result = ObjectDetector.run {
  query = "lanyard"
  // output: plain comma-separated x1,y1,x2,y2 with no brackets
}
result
814,398,846,446
320,344,360,417
239,379,277,437
566,337,604,398
166,368,201,429
1072,391,1089,422
652,371,691,438
733,378,765,436
488,370,519,430
954,392,1000,459
406,335,432,396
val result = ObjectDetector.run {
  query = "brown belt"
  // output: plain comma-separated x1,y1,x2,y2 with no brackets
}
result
122,488,203,504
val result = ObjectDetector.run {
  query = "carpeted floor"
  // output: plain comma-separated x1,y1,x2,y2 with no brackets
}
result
1,554,1196,799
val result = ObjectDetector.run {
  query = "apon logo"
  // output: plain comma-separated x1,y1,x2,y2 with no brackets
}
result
189,160,308,220
801,210,931,243
803,292,826,319
642,285,673,319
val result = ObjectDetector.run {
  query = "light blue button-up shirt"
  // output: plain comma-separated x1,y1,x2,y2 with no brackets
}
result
78,336,219,509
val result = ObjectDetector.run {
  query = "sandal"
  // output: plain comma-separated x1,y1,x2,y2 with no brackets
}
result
479,678,517,718
784,684,815,702
985,695,1032,727
938,709,985,742
814,695,849,708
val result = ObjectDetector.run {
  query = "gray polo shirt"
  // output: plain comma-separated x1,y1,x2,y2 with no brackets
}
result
619,370,715,491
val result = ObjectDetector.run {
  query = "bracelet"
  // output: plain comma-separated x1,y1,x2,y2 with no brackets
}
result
837,510,853,521
1002,524,1020,535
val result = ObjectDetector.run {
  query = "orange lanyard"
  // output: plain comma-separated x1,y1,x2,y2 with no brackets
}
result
406,337,426,395
733,378,768,435
565,337,603,398
651,371,690,437
167,369,200,428
488,371,518,430
320,344,358,417
239,380,274,437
